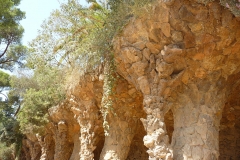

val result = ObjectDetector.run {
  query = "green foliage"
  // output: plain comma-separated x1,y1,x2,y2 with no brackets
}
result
13,67,65,134
0,143,15,160
28,0,106,72
14,0,155,135
17,89,53,134
0,0,26,71
24,0,155,80
0,71,23,160
0,71,10,88
0,45,27,70
101,60,117,135
13,0,107,134
0,98,18,147
91,0,155,62
13,0,98,135
95,0,155,134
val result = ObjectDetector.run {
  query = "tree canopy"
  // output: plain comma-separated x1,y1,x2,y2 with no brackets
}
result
0,70,22,160
0,0,26,71
15,0,103,134
0,1,25,158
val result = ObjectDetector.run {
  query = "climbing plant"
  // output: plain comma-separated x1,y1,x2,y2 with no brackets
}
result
96,0,156,134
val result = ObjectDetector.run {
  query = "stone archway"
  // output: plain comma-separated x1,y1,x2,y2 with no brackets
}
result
126,113,148,160
93,133,105,160
164,109,174,144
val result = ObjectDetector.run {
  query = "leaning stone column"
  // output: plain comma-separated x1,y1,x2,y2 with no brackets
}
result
100,113,137,160
68,75,104,160
71,100,100,160
37,133,55,160
172,82,226,160
78,108,96,160
141,95,173,160
53,121,73,160
23,134,41,160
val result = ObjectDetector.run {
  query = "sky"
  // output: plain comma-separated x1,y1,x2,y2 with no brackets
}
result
19,0,62,45
19,0,88,45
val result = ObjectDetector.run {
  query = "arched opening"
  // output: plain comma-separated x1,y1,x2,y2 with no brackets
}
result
164,109,174,144
219,80,240,159
126,118,148,160
93,136,105,160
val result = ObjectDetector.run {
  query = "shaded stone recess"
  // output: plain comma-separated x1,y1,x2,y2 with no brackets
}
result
126,119,149,160
20,0,240,159
164,110,174,144
219,74,240,160
100,76,146,160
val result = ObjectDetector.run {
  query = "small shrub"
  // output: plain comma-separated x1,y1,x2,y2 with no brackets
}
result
0,143,15,160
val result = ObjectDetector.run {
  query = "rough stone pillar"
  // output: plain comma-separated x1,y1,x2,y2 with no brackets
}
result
53,121,73,160
100,112,138,160
71,100,101,160
172,82,226,160
141,95,173,160
37,134,55,160
68,75,104,160
100,75,144,160
78,118,95,160
22,135,41,160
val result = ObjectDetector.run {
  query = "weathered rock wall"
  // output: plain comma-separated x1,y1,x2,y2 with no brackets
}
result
114,0,240,159
21,0,240,160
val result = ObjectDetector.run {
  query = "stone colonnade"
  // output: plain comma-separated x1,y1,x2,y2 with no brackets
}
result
22,0,240,159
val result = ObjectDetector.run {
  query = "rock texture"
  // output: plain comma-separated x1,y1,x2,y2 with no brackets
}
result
20,0,240,160
37,132,55,160
100,76,145,160
22,134,41,160
114,0,240,159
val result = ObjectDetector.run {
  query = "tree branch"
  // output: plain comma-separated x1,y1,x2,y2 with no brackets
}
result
14,104,21,117
0,92,8,102
0,59,18,65
0,40,11,59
